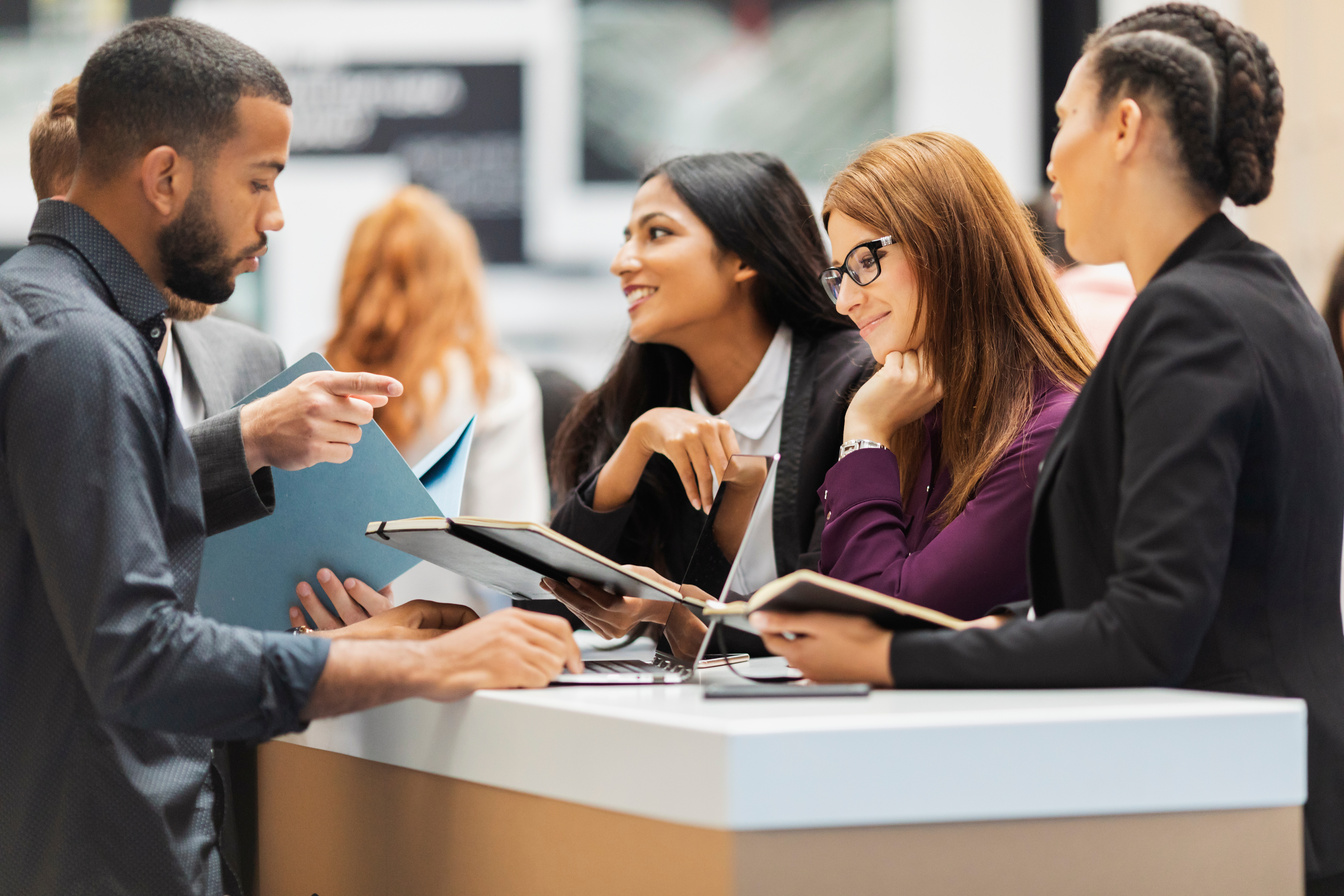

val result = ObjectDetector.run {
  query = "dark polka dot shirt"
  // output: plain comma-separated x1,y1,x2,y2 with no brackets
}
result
0,200,329,896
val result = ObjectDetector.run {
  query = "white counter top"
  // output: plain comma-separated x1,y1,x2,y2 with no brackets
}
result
284,659,1307,831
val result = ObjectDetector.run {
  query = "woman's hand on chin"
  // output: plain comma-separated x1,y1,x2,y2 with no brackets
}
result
843,346,943,445
750,610,895,686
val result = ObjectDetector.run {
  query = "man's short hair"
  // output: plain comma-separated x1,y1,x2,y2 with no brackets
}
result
29,77,80,200
77,17,291,182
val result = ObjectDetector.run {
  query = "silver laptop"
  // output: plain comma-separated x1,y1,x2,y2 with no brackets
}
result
554,454,777,685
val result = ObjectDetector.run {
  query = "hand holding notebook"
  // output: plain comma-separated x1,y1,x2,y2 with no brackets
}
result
702,569,969,633
196,353,475,630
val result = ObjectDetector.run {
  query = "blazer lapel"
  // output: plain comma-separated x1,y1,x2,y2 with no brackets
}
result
1024,393,1081,613
771,336,815,575
171,322,232,417
1032,409,1075,515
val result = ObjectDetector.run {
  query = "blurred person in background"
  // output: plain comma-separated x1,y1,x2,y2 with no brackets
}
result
542,151,870,652
1028,192,1136,355
297,185,550,626
28,77,79,201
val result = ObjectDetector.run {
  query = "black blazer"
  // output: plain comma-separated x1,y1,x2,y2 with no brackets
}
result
551,327,872,580
885,215,1344,879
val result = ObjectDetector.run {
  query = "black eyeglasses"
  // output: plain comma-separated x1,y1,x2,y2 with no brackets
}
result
819,236,895,303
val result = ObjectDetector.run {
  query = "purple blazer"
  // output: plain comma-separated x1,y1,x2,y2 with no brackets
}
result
818,377,1076,620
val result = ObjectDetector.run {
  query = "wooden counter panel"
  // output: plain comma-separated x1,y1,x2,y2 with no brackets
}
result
734,807,1303,896
257,740,731,896
259,740,1301,896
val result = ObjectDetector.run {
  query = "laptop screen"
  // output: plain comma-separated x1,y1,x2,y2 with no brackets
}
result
659,454,777,662
679,454,776,603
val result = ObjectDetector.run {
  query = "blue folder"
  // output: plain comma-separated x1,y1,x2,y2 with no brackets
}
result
195,352,474,630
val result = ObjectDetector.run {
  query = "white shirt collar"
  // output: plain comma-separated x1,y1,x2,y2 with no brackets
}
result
160,325,207,428
689,324,792,440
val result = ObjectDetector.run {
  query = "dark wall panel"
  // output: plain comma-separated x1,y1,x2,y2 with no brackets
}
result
1039,0,1099,185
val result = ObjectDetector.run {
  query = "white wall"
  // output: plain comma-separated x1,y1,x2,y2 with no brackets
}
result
1101,0,1242,25
895,0,1041,197
259,156,409,362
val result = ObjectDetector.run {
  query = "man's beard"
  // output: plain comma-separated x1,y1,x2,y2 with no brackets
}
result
163,288,216,322
157,187,265,310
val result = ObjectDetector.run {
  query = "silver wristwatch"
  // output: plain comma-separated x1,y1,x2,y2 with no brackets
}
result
837,439,889,461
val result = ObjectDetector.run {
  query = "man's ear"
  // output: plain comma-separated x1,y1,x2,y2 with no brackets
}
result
1112,98,1144,164
139,145,192,219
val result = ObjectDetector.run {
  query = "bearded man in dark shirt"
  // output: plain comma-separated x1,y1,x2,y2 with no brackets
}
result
0,18,581,896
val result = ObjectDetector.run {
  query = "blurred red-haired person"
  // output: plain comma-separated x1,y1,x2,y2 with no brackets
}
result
310,186,549,622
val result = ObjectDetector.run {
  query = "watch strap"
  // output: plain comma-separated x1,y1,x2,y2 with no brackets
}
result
837,439,889,461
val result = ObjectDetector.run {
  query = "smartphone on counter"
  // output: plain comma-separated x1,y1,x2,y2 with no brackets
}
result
703,682,871,699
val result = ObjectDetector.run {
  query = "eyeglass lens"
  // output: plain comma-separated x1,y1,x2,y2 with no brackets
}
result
847,245,880,285
820,269,844,301
819,244,882,302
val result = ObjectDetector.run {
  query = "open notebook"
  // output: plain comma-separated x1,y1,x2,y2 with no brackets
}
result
703,569,970,633
366,454,778,612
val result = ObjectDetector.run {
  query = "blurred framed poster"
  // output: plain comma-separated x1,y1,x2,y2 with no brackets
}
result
172,0,1035,270
578,0,896,187
284,62,524,263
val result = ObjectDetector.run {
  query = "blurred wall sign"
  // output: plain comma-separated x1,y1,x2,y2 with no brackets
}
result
286,63,524,263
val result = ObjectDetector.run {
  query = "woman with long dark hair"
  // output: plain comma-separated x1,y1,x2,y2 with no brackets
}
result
543,152,869,640
754,6,1344,890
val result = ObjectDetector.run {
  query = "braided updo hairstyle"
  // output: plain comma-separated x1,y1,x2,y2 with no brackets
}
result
1084,3,1283,206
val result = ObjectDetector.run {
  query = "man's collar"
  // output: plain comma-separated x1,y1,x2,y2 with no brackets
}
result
689,325,792,440
29,199,168,352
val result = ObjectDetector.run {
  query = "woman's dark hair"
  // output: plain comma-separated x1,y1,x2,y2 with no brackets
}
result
549,152,848,566
1084,3,1283,206
1323,249,1344,378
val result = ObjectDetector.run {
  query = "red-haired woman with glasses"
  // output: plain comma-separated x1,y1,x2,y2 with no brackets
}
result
813,131,1094,621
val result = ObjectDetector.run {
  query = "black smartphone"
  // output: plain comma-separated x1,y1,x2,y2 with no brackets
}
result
703,682,871,699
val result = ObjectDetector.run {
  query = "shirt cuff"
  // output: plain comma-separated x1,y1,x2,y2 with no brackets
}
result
189,408,277,535
553,467,638,558
887,627,956,688
256,631,330,737
820,447,906,519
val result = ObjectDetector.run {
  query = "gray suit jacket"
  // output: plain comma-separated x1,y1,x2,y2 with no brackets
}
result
176,315,286,535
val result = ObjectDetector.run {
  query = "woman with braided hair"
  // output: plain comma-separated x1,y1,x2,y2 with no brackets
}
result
752,6,1344,889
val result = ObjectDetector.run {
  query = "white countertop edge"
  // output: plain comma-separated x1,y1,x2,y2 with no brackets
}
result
283,687,1308,831
481,686,1304,736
